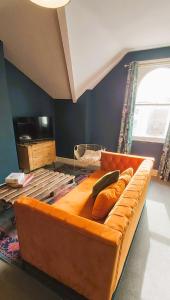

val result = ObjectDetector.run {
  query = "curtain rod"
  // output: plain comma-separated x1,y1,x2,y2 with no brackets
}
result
124,58,170,68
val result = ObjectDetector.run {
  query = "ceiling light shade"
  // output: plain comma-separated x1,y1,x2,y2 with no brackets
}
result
30,0,70,8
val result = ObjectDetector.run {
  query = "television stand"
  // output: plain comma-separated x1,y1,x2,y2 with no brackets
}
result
17,140,56,172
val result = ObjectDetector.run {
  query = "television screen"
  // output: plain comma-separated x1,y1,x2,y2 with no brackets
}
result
13,116,54,143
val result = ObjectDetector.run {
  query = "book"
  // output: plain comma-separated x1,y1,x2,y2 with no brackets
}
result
5,173,34,188
5,173,25,185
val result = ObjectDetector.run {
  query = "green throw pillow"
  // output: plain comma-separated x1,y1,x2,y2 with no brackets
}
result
92,170,120,198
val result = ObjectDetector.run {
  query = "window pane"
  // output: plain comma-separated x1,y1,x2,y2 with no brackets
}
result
136,67,170,104
132,105,170,139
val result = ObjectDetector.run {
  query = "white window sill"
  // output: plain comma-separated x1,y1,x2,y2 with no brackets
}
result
132,136,165,143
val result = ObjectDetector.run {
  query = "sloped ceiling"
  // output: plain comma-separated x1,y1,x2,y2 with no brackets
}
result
64,0,170,100
0,0,71,99
0,0,170,101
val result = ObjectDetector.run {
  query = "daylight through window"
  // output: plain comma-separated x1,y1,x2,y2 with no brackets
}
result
132,65,170,143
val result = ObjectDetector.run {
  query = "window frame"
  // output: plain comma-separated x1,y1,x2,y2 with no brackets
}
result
132,62,170,144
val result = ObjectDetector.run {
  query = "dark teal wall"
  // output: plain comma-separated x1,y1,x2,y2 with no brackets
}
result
5,61,54,118
0,42,19,183
54,90,91,158
131,141,163,169
54,46,170,167
1,43,169,181
0,42,55,183
90,47,170,168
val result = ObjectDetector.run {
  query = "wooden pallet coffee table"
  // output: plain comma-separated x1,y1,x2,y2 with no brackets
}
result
0,168,75,206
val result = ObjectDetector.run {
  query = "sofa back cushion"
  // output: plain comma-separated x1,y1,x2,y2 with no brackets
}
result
92,174,132,220
91,170,120,198
121,167,134,177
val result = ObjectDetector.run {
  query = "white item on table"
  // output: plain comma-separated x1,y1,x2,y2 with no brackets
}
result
5,173,25,185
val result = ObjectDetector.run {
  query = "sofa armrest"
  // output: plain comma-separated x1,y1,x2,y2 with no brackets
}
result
14,196,122,300
101,151,154,173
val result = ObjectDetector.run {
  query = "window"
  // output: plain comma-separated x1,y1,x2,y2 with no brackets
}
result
132,65,170,143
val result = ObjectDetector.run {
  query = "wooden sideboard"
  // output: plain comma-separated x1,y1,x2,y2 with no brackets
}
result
17,140,56,172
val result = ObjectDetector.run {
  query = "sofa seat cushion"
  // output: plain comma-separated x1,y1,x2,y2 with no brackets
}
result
53,170,107,221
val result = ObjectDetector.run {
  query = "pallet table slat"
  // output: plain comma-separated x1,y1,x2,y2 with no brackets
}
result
28,175,71,198
6,174,66,202
0,168,76,205
0,186,12,195
32,175,74,199
0,169,52,198
25,171,58,188
0,168,46,196
2,171,59,201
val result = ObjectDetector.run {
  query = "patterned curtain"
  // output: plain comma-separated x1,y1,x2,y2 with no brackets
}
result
117,61,138,153
158,122,170,181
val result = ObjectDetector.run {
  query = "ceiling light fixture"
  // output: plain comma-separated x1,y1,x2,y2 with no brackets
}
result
30,0,70,8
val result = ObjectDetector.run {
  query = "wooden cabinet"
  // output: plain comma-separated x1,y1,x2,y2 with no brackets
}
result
17,140,56,171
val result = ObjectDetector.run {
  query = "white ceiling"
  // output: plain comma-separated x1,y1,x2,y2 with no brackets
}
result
0,0,170,101
0,0,71,99
64,0,170,99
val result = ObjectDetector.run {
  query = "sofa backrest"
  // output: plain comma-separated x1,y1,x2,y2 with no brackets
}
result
101,151,149,173
104,158,154,290
104,159,153,222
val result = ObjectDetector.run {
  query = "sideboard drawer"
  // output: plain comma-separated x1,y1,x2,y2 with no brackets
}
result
17,140,56,171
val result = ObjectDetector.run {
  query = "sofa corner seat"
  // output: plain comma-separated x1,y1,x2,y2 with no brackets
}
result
14,151,154,300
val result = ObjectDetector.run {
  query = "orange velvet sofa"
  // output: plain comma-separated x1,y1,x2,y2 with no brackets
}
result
14,151,154,300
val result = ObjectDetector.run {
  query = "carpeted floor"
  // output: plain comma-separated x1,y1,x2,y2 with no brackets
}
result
0,207,20,265
0,176,170,300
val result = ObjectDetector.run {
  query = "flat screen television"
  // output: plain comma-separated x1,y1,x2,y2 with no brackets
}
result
13,116,54,143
